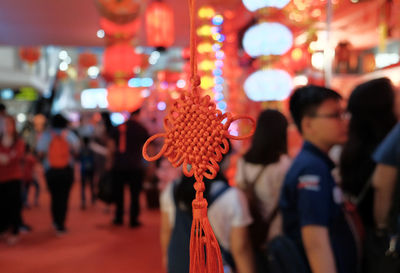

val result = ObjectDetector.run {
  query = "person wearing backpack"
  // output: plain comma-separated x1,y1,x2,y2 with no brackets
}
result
371,122,400,272
235,110,291,272
160,150,255,273
37,114,80,235
236,110,291,242
279,85,358,273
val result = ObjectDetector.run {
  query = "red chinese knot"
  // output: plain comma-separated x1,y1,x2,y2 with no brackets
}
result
142,90,254,183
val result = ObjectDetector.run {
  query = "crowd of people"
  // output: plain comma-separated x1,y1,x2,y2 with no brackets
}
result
0,106,151,243
1,77,400,273
159,78,400,273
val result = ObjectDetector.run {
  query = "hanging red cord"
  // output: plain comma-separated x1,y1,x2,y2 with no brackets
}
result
142,0,255,272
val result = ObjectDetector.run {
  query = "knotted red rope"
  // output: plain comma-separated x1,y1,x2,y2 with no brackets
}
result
142,0,255,272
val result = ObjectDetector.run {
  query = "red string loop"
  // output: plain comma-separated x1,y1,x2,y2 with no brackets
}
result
225,115,256,140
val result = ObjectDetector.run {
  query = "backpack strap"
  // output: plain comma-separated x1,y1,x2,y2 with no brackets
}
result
208,182,236,271
243,162,267,190
348,176,373,206
208,182,230,206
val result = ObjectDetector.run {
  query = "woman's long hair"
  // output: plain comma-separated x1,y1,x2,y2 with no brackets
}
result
244,109,288,165
340,78,397,225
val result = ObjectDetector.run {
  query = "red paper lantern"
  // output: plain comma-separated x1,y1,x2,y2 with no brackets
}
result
57,70,68,81
107,83,144,112
100,17,141,41
78,52,97,69
102,43,141,81
289,47,310,72
19,47,41,64
95,0,141,24
89,80,100,89
145,1,175,48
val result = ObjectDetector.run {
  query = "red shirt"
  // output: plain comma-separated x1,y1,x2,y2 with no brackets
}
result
0,138,25,183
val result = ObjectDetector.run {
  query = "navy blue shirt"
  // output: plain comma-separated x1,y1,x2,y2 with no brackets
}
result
280,141,358,273
373,122,400,167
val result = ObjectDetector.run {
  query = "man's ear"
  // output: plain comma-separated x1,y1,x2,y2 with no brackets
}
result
301,116,312,135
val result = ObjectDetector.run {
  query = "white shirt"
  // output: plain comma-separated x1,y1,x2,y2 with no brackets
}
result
160,180,252,250
235,154,291,240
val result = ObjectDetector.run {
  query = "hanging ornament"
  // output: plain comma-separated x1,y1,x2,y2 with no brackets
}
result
56,70,69,81
102,42,141,81
19,47,41,64
78,52,98,69
107,82,144,112
242,22,293,57
242,0,290,11
95,0,142,24
281,46,310,72
244,69,293,101
100,17,141,41
145,0,175,48
89,79,100,89
142,0,255,272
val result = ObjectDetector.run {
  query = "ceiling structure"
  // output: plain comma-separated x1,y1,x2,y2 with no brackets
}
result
0,0,397,49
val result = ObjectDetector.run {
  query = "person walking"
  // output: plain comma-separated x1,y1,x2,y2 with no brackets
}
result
109,109,149,227
0,115,25,244
37,114,80,235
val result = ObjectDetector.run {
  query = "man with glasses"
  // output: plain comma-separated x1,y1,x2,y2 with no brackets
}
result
279,85,357,273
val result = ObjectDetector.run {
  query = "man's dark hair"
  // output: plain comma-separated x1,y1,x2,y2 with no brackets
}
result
289,85,342,133
51,114,68,129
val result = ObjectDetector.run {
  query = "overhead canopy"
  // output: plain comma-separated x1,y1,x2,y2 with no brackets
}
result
1,0,398,49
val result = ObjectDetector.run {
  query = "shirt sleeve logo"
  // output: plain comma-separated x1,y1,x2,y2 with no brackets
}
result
297,175,321,191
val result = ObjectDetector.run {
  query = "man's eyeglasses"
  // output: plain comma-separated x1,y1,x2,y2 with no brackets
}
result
310,112,351,120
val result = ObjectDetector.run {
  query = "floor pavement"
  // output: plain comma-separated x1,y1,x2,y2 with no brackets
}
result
0,182,163,273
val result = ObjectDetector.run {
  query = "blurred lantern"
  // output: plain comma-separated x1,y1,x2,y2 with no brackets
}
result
95,0,142,24
198,6,215,19
362,53,376,73
242,0,290,11
89,80,100,89
102,43,141,81
78,52,98,69
243,23,293,57
19,47,41,64
100,17,141,41
57,70,69,81
281,46,310,72
181,47,190,60
145,0,175,48
244,69,293,101
107,83,144,112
